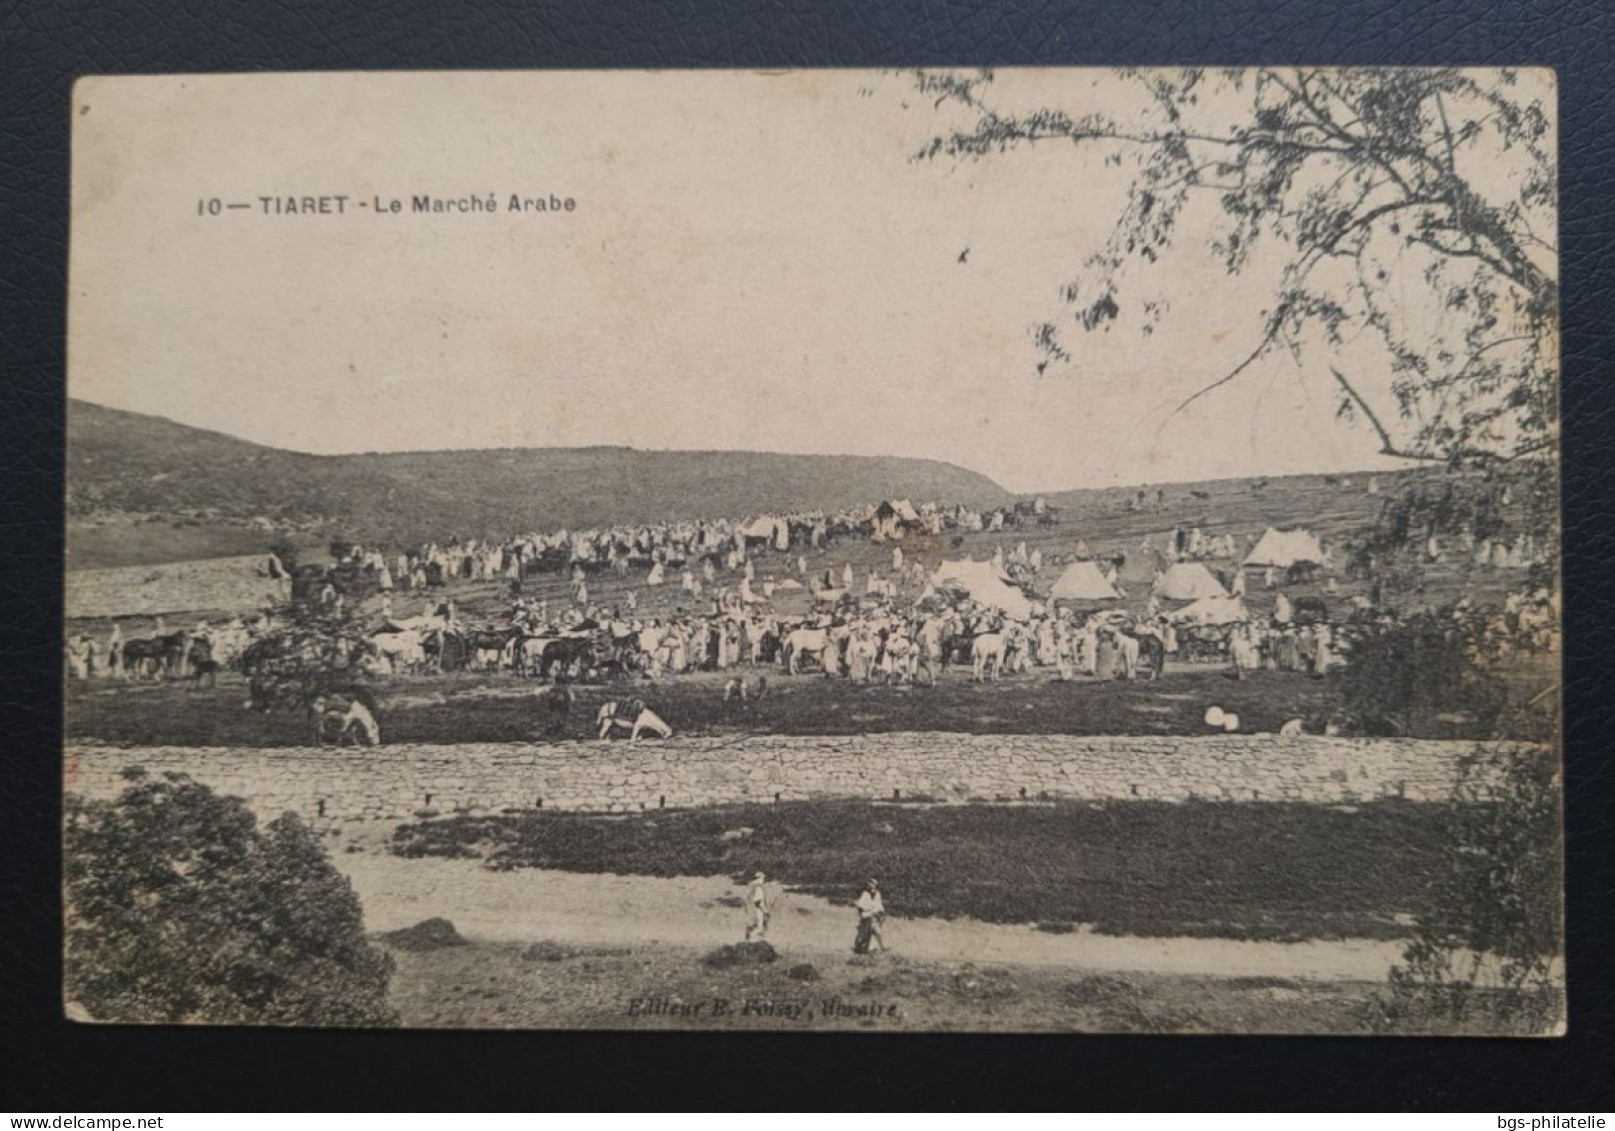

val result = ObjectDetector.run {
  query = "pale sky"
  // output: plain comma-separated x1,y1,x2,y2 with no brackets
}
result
68,70,1450,493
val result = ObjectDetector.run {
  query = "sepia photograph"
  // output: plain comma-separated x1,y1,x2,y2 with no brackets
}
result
62,67,1562,1035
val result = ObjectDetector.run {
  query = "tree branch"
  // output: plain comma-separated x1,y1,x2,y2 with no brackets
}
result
1152,304,1290,441
1329,366,1447,462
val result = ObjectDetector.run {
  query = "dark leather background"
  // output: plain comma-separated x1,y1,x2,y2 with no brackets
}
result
3,0,1611,1109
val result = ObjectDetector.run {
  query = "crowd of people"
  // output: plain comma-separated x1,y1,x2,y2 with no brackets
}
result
66,488,1559,703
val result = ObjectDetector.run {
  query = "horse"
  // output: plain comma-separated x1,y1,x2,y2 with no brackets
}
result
121,634,185,681
422,628,470,672
118,637,159,681
185,636,220,687
971,632,1007,681
467,629,515,672
510,634,552,677
370,629,427,674
1132,631,1166,680
782,626,836,675
608,628,645,670
596,700,673,741
753,625,783,666
540,635,598,680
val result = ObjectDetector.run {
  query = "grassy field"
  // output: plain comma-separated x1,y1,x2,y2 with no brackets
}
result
388,797,1458,942
66,664,1360,745
64,555,294,620
379,935,1556,1034
65,516,316,572
66,645,1557,745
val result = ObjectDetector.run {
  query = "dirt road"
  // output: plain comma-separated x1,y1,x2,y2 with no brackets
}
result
337,849,1406,982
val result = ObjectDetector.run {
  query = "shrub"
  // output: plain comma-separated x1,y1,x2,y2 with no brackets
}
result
1339,608,1506,737
382,918,466,952
1371,741,1564,1033
65,770,397,1026
702,941,777,968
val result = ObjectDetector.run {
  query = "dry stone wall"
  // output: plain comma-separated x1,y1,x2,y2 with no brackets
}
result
64,734,1517,826
65,555,289,619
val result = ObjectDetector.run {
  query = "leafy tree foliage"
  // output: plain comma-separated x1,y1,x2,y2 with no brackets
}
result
65,770,397,1026
912,67,1557,466
242,581,377,713
1371,738,1563,1033
1339,607,1507,738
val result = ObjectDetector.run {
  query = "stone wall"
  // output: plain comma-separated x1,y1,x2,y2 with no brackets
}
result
64,733,1519,826
66,555,289,619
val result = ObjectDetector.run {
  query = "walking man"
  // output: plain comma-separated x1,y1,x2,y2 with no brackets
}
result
543,675,575,738
745,871,772,941
853,878,886,954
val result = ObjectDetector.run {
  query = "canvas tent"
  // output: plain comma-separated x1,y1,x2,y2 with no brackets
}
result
1153,562,1228,601
922,559,1034,619
1048,560,1120,601
741,515,790,550
1244,527,1325,568
1169,594,1251,626
869,498,923,538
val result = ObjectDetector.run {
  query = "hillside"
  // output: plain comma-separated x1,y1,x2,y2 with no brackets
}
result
67,400,1011,566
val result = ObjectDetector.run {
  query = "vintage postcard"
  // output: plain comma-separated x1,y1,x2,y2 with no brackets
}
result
64,68,1562,1034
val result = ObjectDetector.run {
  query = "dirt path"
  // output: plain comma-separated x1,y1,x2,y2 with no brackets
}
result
337,850,1406,982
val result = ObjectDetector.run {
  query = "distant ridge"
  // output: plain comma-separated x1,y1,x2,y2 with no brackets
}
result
67,399,1011,549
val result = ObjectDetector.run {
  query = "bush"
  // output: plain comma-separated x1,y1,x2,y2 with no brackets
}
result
702,941,777,968
522,940,573,963
65,770,397,1026
1339,608,1506,737
382,918,467,952
240,593,376,715
1371,742,1564,1033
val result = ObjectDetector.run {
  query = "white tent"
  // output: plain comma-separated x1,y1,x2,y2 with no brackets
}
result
1153,561,1228,601
1244,527,1325,568
869,498,923,539
742,515,783,540
1170,594,1250,626
922,559,1034,619
1048,560,1120,601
